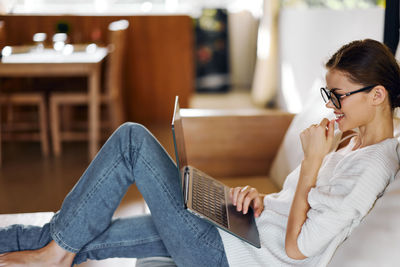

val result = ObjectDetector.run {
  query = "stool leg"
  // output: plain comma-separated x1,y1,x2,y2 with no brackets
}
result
50,97,62,156
38,98,49,157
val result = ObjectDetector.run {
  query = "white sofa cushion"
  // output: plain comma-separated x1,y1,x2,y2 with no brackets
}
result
0,212,54,227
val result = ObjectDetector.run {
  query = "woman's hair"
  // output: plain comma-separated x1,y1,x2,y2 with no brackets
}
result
326,39,400,109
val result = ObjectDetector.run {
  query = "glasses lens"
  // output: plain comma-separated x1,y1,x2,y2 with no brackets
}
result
330,93,340,108
320,88,329,103
320,87,341,108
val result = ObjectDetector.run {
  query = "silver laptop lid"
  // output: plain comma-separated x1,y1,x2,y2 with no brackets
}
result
171,96,188,176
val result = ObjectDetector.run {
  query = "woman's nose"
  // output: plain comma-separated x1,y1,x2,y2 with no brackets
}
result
325,99,335,109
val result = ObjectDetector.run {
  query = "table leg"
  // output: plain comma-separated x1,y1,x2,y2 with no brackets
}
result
88,65,101,160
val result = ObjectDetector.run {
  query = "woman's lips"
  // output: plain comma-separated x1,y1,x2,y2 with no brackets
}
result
335,113,344,123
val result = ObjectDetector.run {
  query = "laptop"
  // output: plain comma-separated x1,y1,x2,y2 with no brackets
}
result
171,96,261,248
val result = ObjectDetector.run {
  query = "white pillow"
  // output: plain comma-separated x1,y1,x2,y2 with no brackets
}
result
328,171,400,267
269,89,332,188
0,212,54,227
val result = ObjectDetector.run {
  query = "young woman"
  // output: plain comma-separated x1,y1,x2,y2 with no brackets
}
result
0,39,399,267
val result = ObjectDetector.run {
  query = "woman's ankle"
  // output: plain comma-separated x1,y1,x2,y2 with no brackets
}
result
42,240,76,263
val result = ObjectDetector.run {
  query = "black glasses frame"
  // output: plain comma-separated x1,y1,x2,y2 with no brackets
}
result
320,84,377,109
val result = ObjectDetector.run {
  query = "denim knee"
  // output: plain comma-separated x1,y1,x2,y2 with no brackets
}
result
116,122,150,141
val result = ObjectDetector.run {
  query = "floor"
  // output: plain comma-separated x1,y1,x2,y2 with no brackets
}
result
0,89,265,266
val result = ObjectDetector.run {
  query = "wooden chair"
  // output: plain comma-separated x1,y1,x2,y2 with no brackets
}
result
0,21,49,167
49,19,129,156
0,20,3,166
0,94,49,154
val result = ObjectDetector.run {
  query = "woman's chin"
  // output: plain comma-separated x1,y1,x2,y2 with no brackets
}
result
337,122,354,133
337,123,347,132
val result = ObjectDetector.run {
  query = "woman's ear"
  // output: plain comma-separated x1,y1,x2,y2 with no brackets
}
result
371,86,388,106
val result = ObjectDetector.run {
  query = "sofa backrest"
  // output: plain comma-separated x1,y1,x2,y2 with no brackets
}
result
181,109,294,178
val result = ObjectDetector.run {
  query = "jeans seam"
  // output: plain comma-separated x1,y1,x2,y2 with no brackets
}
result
78,235,162,253
75,156,123,222
51,231,80,253
128,126,140,175
198,224,225,253
50,213,80,253
218,249,228,267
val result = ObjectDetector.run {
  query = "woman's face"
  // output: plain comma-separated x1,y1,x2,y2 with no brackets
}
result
325,69,374,132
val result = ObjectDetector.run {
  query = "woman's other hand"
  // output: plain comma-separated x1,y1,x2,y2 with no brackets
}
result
300,118,335,161
229,186,264,217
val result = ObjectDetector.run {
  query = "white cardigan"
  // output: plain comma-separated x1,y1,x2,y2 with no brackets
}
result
218,137,399,267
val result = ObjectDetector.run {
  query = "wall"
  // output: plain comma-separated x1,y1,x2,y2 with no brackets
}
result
278,7,385,113
228,10,259,90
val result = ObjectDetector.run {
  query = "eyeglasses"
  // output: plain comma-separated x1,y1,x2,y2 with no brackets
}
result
320,84,377,109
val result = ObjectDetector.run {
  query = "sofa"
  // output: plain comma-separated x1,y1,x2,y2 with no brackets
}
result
2,102,400,266
179,107,400,267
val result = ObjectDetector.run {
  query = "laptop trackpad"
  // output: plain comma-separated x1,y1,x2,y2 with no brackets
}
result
227,204,260,248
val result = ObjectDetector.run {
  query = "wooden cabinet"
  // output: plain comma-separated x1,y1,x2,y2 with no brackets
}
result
0,15,194,123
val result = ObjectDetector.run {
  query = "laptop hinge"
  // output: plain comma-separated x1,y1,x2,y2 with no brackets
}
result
183,167,190,205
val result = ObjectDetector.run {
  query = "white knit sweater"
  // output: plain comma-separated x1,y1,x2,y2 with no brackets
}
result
218,136,399,267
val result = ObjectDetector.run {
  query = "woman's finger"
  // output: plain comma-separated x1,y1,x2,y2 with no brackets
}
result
236,186,251,212
327,119,335,140
242,188,258,214
252,196,264,217
231,186,243,206
319,118,329,127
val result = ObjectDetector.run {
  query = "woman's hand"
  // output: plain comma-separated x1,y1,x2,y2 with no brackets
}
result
300,118,335,161
229,186,264,217
285,118,335,259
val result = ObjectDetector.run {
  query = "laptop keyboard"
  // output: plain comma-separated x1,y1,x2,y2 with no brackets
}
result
191,170,228,228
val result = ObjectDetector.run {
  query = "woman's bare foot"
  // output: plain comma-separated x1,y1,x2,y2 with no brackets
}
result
0,240,75,267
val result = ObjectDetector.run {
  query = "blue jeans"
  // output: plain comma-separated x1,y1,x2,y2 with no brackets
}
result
0,123,229,266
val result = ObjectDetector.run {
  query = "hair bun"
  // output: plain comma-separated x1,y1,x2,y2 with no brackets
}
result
394,94,400,108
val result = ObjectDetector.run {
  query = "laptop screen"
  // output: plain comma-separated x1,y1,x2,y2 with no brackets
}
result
172,96,188,173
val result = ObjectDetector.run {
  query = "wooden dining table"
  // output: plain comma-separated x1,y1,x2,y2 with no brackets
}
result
0,45,108,160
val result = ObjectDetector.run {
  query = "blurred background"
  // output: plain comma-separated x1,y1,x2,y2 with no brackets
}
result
0,0,395,265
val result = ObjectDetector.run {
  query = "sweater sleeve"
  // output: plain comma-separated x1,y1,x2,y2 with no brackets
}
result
297,149,395,257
